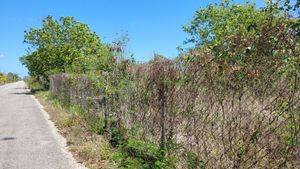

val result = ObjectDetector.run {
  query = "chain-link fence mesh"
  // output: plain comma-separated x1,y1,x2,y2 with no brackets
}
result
49,54,299,168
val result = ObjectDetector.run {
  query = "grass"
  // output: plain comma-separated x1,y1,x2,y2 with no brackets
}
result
34,91,178,169
34,91,118,169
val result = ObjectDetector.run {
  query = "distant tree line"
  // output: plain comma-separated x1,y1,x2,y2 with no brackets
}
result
0,72,21,84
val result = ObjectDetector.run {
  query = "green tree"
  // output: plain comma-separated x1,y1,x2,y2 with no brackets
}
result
183,0,300,162
183,0,299,85
0,72,8,84
6,72,20,82
20,16,113,82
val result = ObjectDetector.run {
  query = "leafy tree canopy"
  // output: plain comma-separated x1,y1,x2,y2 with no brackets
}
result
20,16,113,81
0,72,20,84
183,0,299,83
0,72,7,84
6,72,20,82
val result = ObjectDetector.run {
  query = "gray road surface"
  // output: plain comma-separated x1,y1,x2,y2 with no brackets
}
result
0,81,85,169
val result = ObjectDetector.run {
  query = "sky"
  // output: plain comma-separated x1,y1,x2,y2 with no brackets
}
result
0,0,265,77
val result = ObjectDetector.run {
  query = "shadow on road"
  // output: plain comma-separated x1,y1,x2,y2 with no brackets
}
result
14,87,29,90
0,137,16,141
8,92,32,95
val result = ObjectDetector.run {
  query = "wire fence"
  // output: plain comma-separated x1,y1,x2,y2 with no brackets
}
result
49,53,299,168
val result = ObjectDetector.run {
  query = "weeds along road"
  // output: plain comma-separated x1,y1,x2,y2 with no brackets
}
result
0,81,85,169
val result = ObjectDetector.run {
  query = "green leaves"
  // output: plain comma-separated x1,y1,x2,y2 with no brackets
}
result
20,16,113,82
184,0,260,50
0,72,20,84
0,73,8,84
183,0,300,91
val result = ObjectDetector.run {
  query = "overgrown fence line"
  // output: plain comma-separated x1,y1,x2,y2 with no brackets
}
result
49,54,299,168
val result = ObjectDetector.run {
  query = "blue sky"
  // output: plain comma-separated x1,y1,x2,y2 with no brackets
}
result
0,0,264,77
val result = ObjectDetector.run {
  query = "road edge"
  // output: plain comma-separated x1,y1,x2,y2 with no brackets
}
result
27,87,87,169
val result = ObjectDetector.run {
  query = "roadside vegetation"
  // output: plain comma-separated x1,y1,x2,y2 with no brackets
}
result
34,91,118,169
23,0,299,168
0,72,21,85
0,72,8,85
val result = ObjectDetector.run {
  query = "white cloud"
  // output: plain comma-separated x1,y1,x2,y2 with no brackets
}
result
0,54,4,58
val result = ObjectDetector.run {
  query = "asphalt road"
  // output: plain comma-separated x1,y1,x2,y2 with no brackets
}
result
0,81,85,169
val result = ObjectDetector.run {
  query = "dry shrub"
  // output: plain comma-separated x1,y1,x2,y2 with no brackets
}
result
49,51,299,168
